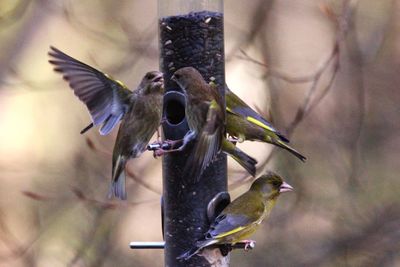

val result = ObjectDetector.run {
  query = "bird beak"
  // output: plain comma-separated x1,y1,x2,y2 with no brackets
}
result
171,74,176,82
279,182,293,193
154,73,164,83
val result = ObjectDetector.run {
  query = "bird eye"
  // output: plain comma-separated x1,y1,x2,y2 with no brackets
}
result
146,73,155,80
272,181,281,187
174,73,181,79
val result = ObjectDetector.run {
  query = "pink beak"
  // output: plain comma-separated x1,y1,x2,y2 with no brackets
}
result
279,182,294,193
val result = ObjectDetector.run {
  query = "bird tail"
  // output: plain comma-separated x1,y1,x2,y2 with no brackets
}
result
176,246,202,261
274,139,307,162
176,239,217,261
222,140,257,177
108,155,127,200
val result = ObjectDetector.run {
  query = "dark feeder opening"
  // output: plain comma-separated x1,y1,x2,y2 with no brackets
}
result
160,10,228,267
163,91,186,126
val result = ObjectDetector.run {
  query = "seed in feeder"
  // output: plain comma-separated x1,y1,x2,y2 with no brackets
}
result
159,11,224,93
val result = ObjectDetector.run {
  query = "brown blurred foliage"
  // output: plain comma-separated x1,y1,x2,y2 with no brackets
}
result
0,0,399,266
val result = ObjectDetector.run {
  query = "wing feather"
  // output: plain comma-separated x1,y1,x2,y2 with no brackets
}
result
225,86,289,142
49,46,133,135
186,99,223,179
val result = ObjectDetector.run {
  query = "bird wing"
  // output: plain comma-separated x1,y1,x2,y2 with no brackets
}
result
48,46,133,135
206,193,265,239
225,86,289,142
187,99,224,179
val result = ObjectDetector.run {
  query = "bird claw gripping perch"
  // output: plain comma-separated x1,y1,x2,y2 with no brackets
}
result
242,240,256,251
147,139,185,157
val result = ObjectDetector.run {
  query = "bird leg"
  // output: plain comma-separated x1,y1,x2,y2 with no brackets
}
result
227,135,245,143
241,240,256,251
153,130,196,156
147,138,185,157
226,136,239,143
156,128,161,143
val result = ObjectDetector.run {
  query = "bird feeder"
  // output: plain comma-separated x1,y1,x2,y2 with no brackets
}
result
159,0,227,266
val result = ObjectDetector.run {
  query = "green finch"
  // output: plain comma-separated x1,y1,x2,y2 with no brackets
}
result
225,86,306,162
169,67,257,178
177,171,293,260
49,47,164,199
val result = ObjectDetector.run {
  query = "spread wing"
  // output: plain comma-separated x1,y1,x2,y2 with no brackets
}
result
48,46,133,135
225,85,289,142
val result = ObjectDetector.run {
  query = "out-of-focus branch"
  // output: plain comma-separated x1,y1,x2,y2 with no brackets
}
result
61,1,158,75
0,1,48,88
22,188,157,209
226,0,273,61
298,204,400,267
84,135,162,195
0,0,31,28
341,0,365,190
126,166,162,195
238,0,358,173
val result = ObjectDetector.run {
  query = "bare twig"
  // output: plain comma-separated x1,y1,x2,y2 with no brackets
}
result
237,1,357,175
126,166,162,195
22,189,157,209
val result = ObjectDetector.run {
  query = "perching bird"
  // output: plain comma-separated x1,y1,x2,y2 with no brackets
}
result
49,47,164,199
225,86,306,162
168,67,257,178
177,171,293,260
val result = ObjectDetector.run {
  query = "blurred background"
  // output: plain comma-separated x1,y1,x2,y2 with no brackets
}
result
0,0,399,266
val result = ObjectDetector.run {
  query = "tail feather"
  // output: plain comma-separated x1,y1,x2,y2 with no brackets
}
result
176,246,202,261
100,113,124,136
276,132,289,143
177,239,217,261
108,156,127,200
222,140,257,177
275,140,307,162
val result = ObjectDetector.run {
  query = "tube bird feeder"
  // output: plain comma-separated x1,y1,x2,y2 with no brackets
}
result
158,0,227,266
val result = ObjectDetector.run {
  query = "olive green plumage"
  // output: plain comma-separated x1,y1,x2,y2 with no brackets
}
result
171,67,257,178
49,47,164,199
178,171,293,260
225,86,306,162
109,73,164,199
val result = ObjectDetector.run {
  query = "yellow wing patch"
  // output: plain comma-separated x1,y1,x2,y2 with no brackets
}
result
105,73,128,89
210,99,218,108
247,116,275,132
215,226,246,239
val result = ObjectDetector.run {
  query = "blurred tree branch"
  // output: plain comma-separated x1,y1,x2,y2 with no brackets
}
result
0,0,31,28
237,0,357,174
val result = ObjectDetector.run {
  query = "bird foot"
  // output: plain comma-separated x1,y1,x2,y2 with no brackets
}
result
153,149,167,158
227,137,238,143
164,139,183,148
242,240,256,251
149,139,185,158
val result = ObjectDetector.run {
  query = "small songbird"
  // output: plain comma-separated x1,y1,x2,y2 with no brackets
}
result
177,171,293,260
49,47,164,199
225,86,306,162
170,67,257,178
